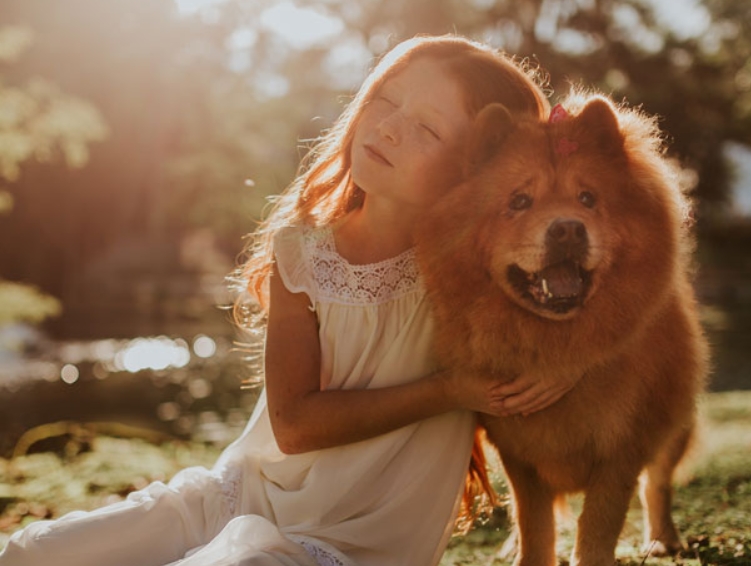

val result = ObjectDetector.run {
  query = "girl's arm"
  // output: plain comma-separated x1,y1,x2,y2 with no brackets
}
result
264,263,506,455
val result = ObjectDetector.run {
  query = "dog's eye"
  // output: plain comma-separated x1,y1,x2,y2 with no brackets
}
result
578,191,596,208
509,193,533,211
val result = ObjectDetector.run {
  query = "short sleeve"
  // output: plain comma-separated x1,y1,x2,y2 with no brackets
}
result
272,225,317,307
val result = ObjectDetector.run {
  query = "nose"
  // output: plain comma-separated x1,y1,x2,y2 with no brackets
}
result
545,219,588,260
547,219,587,244
377,112,403,144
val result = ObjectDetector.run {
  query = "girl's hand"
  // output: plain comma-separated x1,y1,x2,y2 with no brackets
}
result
438,370,512,416
494,371,582,416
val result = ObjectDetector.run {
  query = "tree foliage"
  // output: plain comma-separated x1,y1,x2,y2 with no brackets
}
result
0,279,61,325
0,27,108,184
0,0,748,333
0,24,106,325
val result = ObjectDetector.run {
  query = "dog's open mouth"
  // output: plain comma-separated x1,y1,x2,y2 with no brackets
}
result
507,261,592,314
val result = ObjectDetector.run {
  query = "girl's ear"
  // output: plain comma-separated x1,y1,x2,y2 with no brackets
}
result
466,103,515,174
575,97,623,152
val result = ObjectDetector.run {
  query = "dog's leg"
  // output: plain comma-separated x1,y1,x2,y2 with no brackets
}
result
502,457,557,566
638,424,692,556
572,467,637,566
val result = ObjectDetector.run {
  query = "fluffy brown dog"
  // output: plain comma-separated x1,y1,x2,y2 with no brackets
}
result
416,94,708,566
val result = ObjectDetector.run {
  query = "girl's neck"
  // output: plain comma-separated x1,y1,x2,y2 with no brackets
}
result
333,201,417,265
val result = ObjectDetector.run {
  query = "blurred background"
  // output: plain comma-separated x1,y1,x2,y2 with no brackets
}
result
0,0,750,455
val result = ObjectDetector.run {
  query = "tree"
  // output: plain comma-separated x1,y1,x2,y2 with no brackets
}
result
255,0,751,213
1,0,748,338
0,25,107,326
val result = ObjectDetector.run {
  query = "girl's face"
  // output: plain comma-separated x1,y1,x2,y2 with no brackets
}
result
351,57,471,211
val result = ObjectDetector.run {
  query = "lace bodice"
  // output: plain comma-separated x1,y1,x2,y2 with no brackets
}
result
277,225,422,307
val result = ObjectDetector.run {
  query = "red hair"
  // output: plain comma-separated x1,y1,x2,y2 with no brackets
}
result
238,34,549,308
236,33,550,531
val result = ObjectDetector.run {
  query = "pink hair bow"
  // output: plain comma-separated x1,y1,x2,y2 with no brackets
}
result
549,104,578,156
549,104,569,124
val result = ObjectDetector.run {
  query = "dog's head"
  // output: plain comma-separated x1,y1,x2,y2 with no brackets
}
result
418,94,687,329
459,97,631,320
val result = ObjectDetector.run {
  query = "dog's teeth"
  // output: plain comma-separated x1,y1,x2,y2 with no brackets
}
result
541,279,549,295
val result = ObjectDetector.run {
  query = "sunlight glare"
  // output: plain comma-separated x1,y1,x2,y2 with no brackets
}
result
227,27,258,51
173,0,226,16
646,0,710,40
323,37,372,90
117,336,191,373
260,1,344,50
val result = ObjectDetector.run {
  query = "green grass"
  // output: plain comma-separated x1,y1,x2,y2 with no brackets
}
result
441,391,751,566
1,392,749,565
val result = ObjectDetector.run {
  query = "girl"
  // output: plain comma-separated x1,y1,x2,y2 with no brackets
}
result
0,34,578,566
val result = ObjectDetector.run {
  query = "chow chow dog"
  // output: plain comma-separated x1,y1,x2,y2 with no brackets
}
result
415,94,708,566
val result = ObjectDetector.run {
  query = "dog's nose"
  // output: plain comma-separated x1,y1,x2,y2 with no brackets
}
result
547,219,586,245
545,219,588,259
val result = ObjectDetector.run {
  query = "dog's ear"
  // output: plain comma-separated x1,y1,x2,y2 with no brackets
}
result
466,103,515,174
576,97,623,152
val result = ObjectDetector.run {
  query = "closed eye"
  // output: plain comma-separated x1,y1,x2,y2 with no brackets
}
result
421,123,441,140
377,95,397,107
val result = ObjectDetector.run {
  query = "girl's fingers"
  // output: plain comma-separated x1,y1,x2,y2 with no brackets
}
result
501,384,563,416
519,391,560,415
500,382,545,407
493,376,534,396
486,372,580,416
482,373,576,416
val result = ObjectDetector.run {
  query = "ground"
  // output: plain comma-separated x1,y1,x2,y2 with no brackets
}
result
1,391,749,565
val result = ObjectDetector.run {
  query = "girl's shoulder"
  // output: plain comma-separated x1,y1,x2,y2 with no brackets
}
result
274,224,334,266
274,224,422,307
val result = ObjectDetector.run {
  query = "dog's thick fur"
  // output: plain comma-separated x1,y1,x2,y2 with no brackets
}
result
416,94,708,566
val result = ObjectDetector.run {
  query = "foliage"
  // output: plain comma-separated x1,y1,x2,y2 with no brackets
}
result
0,27,108,183
0,280,60,326
439,391,751,566
0,24,107,326
0,436,221,537
1,0,750,303
0,392,748,563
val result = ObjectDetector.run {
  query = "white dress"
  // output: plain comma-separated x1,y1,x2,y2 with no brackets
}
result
0,224,476,566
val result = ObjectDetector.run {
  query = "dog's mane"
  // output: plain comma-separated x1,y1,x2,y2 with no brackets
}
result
417,89,700,374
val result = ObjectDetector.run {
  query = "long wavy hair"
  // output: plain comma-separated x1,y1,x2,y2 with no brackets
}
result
235,33,550,531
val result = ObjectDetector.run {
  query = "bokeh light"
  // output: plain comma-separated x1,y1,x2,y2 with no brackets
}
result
114,336,191,373
192,334,217,358
60,363,79,384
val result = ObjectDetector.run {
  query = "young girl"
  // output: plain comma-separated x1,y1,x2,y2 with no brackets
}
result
0,34,578,566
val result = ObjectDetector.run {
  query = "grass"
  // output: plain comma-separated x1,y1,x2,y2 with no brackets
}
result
1,392,749,565
441,391,751,566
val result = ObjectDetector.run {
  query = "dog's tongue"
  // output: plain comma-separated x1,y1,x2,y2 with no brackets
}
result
541,262,582,298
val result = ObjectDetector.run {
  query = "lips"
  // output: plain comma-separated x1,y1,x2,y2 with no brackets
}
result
364,144,393,166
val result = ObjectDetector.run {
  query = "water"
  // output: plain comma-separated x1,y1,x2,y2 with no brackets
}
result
1,267,749,458
0,327,262,457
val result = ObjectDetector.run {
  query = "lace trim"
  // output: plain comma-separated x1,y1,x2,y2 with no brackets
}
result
288,535,353,566
218,465,242,517
304,226,421,306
